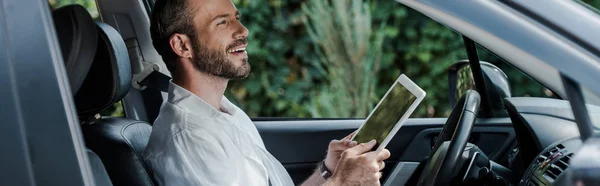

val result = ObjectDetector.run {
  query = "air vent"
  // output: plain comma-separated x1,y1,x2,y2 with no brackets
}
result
543,153,574,180
542,144,566,158
555,153,572,170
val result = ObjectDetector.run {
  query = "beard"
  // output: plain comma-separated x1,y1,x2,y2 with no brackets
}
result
191,38,250,79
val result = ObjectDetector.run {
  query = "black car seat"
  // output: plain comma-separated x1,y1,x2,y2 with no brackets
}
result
52,4,98,94
74,21,156,186
52,5,113,186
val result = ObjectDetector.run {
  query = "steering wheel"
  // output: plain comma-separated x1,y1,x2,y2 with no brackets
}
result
417,90,481,186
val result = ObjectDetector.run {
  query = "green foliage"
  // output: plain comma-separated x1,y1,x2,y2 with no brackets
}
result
301,0,387,118
225,0,467,118
50,0,99,19
226,0,320,117
53,0,600,119
227,0,552,118
100,101,125,117
371,4,466,118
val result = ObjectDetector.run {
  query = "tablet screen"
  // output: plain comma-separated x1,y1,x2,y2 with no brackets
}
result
353,80,418,149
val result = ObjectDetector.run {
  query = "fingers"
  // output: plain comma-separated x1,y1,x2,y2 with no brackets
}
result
376,171,383,180
343,130,357,140
378,161,385,170
329,139,354,151
349,140,358,147
329,131,358,151
346,139,377,155
376,149,391,161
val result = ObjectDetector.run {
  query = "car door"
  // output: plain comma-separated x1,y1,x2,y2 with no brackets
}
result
256,117,516,184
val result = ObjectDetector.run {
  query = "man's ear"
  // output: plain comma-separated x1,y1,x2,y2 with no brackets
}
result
169,33,193,59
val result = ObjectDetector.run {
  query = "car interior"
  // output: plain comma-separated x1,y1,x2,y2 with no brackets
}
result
52,4,154,186
43,1,594,186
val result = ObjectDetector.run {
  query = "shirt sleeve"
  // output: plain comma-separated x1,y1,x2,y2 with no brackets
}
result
154,130,250,186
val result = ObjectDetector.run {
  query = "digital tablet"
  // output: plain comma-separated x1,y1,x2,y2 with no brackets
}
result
351,74,426,151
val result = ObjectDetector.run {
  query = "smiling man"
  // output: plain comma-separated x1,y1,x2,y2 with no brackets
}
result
143,0,390,185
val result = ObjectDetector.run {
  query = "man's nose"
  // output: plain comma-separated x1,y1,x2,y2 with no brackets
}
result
233,20,249,39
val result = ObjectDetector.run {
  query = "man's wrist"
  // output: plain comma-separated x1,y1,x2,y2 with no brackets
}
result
318,160,333,180
324,157,336,173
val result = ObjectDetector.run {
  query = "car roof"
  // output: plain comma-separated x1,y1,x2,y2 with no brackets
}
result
397,0,600,99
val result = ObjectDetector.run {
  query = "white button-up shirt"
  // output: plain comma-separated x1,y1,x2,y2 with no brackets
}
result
144,82,293,186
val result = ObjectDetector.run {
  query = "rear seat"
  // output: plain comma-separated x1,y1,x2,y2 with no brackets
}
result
74,21,156,186
52,4,112,186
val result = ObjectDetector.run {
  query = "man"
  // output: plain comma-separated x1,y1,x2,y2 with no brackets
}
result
144,0,391,185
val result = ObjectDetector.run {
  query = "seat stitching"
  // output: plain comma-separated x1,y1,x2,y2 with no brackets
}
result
119,120,156,186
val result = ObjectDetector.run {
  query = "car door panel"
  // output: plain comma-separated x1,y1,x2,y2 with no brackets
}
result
255,118,515,184
383,161,420,186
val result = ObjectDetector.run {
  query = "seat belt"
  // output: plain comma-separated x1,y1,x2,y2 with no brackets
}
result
138,71,171,92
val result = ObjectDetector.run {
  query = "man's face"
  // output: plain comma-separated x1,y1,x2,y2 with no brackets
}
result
188,0,250,79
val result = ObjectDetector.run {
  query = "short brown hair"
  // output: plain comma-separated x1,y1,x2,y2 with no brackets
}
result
150,0,195,72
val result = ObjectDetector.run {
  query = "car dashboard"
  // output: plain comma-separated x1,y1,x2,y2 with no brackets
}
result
518,137,581,186
503,97,588,186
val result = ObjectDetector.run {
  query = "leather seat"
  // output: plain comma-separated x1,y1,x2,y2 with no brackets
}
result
75,21,155,186
52,5,113,186
52,5,98,94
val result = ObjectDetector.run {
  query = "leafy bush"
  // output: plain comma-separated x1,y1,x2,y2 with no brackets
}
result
301,0,386,118
53,0,600,118
229,0,467,118
50,0,99,18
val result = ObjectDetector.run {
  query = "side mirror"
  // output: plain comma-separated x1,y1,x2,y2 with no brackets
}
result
448,60,474,108
448,60,511,109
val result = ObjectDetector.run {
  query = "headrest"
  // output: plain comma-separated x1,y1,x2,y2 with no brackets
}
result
75,22,132,122
52,5,98,94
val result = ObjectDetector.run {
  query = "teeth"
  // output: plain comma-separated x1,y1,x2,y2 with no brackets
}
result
228,48,246,53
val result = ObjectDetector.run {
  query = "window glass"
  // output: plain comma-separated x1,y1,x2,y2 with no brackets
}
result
582,87,600,129
476,46,556,99
49,0,99,19
149,0,558,119
578,0,600,15
226,0,466,118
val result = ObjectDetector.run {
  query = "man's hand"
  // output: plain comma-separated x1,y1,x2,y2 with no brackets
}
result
326,140,391,186
324,132,358,173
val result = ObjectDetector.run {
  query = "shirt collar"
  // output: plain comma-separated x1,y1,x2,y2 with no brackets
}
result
167,81,237,118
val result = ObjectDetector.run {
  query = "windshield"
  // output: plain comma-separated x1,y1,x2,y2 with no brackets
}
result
581,87,600,128
575,0,600,128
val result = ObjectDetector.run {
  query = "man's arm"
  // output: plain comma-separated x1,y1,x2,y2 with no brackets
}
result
300,132,357,186
301,140,391,186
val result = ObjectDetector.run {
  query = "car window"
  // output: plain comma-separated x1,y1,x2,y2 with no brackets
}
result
49,0,99,19
226,0,466,118
582,87,600,128
476,45,557,99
